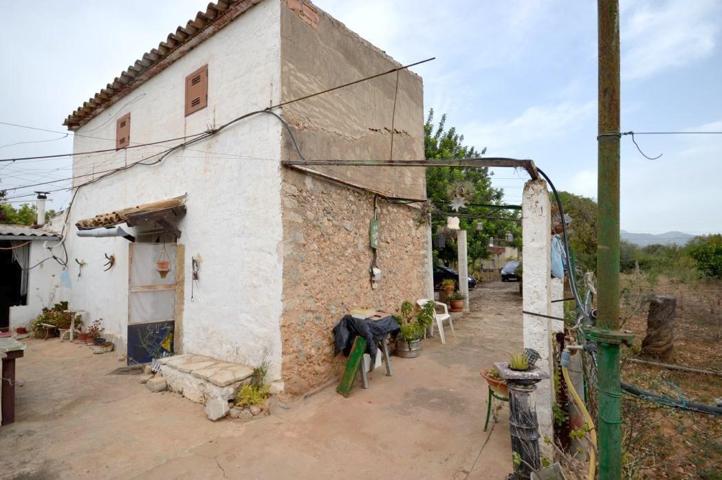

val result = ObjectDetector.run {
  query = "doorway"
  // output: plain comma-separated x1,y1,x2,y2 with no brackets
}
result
127,241,182,364
0,241,26,331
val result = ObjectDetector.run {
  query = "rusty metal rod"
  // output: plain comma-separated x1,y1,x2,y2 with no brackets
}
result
282,157,539,180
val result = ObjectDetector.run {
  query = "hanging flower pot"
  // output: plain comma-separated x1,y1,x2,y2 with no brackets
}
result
156,259,171,278
156,243,171,278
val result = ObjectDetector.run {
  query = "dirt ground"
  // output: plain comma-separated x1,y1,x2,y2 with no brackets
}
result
0,281,523,480
620,275,722,480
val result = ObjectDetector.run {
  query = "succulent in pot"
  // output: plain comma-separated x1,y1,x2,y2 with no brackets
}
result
509,352,530,371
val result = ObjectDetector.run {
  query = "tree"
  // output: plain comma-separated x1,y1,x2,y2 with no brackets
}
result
424,109,520,272
0,200,38,225
687,234,722,279
0,191,55,225
553,191,598,273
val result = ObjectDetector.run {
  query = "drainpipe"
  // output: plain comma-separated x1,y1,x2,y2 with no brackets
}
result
35,192,47,226
595,1,633,478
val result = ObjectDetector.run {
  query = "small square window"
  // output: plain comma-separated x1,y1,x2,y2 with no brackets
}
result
185,65,208,116
116,113,131,150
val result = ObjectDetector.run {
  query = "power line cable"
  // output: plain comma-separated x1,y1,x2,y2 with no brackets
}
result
0,132,208,163
0,57,434,166
1,57,432,192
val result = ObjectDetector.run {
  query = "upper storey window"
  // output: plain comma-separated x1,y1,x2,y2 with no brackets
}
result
116,113,131,150
185,65,208,116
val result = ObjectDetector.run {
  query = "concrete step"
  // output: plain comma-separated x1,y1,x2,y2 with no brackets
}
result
157,354,254,407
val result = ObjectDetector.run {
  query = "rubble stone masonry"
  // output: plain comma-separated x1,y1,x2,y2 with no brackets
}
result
280,169,427,394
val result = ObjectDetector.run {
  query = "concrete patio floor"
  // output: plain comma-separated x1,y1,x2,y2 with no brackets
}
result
0,281,522,480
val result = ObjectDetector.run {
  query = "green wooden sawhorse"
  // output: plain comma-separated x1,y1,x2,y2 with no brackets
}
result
484,385,509,431
337,336,392,397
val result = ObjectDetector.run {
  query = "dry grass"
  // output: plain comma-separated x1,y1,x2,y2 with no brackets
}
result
619,275,722,480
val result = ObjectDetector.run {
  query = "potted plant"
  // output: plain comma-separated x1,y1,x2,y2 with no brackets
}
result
87,319,104,345
448,292,465,312
395,301,433,358
440,278,456,303
481,366,508,397
509,352,529,371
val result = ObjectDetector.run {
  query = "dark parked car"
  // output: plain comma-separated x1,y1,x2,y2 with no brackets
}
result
500,261,520,282
433,265,477,291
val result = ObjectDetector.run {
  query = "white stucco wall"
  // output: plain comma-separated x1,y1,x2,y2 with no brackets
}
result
58,0,285,379
9,239,68,330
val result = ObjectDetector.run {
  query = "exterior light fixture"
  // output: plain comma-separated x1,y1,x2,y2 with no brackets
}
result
506,232,514,243
447,216,460,230
489,237,495,247
476,221,484,231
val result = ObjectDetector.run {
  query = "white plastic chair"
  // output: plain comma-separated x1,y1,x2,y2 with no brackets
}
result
417,299,455,344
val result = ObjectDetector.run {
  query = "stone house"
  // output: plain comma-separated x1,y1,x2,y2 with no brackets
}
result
55,0,429,394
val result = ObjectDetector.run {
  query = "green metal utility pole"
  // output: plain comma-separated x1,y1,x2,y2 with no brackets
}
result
593,1,633,479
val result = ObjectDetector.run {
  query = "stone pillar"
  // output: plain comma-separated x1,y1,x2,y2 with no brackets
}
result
457,229,469,312
522,179,554,455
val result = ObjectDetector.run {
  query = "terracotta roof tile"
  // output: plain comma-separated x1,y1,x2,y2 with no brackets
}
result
64,0,263,131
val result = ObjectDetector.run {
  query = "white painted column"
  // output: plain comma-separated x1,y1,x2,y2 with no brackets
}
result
426,224,435,300
522,179,554,453
457,229,469,312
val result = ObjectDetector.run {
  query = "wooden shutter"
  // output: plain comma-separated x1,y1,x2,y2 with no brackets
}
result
116,113,131,150
185,65,208,116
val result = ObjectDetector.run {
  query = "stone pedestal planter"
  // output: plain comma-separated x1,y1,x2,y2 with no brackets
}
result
494,362,549,480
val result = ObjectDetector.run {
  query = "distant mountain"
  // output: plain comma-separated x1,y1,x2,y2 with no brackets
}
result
621,230,695,247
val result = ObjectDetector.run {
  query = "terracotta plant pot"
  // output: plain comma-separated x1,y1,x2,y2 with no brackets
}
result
156,260,171,278
78,332,89,342
16,327,28,335
449,299,465,312
481,370,509,397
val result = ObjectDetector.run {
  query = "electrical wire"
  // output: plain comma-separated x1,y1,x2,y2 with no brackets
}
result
5,56,434,268
0,133,69,150
0,132,208,163
0,241,31,250
1,56,433,195
536,168,588,323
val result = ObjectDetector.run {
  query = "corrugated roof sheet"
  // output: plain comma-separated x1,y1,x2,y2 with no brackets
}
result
63,0,263,130
0,225,61,240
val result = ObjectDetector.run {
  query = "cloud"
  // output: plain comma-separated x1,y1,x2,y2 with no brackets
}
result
567,169,597,199
315,0,402,56
622,0,720,80
460,101,595,155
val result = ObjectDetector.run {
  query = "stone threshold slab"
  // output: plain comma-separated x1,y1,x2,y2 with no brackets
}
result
158,354,253,387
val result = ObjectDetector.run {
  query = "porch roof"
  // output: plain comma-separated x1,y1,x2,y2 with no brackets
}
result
75,195,187,231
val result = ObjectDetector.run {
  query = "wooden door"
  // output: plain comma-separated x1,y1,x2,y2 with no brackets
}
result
127,243,179,365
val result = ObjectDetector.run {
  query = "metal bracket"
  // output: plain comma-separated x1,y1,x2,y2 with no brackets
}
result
584,327,634,347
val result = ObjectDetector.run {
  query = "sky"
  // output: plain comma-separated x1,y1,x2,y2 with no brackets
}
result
1,0,721,234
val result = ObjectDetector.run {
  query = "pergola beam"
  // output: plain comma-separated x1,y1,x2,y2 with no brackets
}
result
281,157,539,180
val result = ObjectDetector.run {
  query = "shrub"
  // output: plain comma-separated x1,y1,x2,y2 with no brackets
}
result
235,383,270,408
687,234,722,279
30,302,81,337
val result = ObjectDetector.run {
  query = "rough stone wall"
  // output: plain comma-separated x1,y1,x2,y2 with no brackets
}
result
281,0,428,394
277,0,429,394
280,170,427,393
